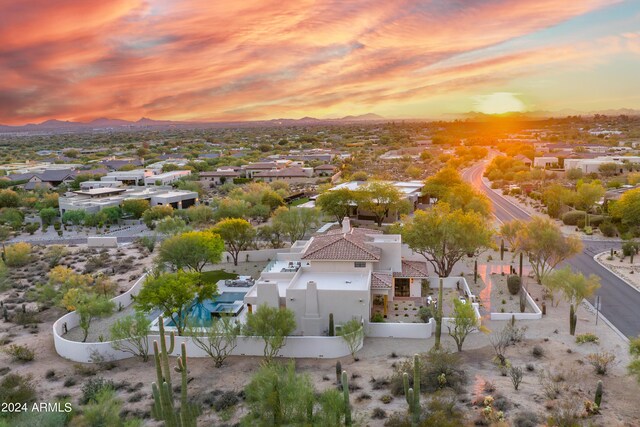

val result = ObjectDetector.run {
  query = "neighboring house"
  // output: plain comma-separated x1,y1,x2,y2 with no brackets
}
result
244,219,431,335
243,162,282,178
59,187,198,214
314,164,338,176
5,169,77,190
514,155,532,167
144,170,191,186
253,167,314,183
99,159,143,171
533,156,559,169
199,167,243,186
564,156,640,174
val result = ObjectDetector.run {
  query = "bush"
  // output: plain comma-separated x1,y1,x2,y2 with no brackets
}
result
622,241,640,257
532,345,545,358
4,242,32,267
390,350,467,395
599,221,617,237
562,210,586,226
576,333,599,344
418,306,433,322
0,373,37,405
513,411,539,427
213,390,239,412
587,352,616,375
371,312,385,322
80,377,115,404
372,407,386,419
507,275,521,295
63,377,77,387
4,344,35,362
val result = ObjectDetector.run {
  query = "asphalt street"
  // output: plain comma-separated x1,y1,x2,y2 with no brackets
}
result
463,161,640,338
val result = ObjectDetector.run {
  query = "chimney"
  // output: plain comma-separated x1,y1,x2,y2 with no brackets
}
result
342,216,351,234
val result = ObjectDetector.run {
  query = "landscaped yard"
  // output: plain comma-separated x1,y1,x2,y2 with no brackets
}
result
201,269,239,284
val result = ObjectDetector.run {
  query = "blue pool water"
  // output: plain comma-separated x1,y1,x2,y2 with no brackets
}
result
165,292,246,327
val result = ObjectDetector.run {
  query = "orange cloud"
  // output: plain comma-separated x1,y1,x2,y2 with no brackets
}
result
0,0,629,124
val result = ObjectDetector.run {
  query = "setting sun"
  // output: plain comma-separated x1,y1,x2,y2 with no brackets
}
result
474,92,526,115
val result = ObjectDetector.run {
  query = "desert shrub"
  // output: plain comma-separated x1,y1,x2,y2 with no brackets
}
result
371,407,386,419
45,369,56,380
622,241,640,257
538,370,562,400
509,366,524,390
4,242,32,267
0,373,37,405
507,275,521,295
599,221,617,237
390,350,467,395
422,390,465,427
513,411,539,427
532,345,545,358
213,391,239,412
80,377,115,404
547,398,582,427
63,377,77,387
587,352,616,375
383,412,411,427
370,377,390,390
562,210,586,226
371,312,385,322
0,410,70,427
587,215,605,227
418,305,433,322
526,363,535,372
380,394,393,404
3,344,35,362
576,333,599,344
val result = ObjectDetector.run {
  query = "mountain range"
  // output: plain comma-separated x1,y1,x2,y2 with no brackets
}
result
0,113,387,134
2,109,640,134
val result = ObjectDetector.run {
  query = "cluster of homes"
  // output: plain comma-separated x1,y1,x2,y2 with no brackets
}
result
58,168,197,215
200,160,339,186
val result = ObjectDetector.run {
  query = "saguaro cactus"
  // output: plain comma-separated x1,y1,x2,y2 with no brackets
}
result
335,360,342,384
329,313,335,336
595,380,603,407
569,304,577,336
341,370,352,426
403,354,421,426
500,239,505,261
151,317,198,427
474,259,478,284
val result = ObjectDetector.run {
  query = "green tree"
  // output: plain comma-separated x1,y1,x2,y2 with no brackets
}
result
339,318,364,361
257,223,285,249
397,204,493,277
629,336,640,384
186,316,240,368
243,361,314,426
122,199,150,219
422,168,463,200
542,184,575,219
39,207,58,226
0,189,19,208
0,208,24,230
136,271,216,335
110,312,151,361
271,206,321,243
156,216,191,236
63,289,115,342
598,162,618,176
513,217,583,284
142,205,174,229
157,230,224,272
611,188,640,227
443,183,491,217
543,266,600,335
447,298,481,352
211,218,256,266
316,188,354,226
101,206,122,224
61,209,86,226
243,305,296,362
355,181,410,227
213,198,250,221
575,181,605,212
186,205,215,226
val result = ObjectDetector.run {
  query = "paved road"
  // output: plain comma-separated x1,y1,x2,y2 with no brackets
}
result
463,161,640,338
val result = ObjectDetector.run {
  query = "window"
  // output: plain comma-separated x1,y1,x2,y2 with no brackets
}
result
395,278,410,297
354,262,366,268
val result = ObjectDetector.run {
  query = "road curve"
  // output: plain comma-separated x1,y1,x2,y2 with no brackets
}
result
463,161,640,338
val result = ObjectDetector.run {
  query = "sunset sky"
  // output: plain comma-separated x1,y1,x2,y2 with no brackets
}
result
1,1,640,125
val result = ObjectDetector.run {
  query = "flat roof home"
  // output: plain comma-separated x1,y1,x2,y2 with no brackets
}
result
144,170,191,186
244,219,431,335
533,156,559,168
59,186,198,215
564,156,640,174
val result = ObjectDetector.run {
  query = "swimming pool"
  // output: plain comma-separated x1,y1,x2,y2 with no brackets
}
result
164,291,247,327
